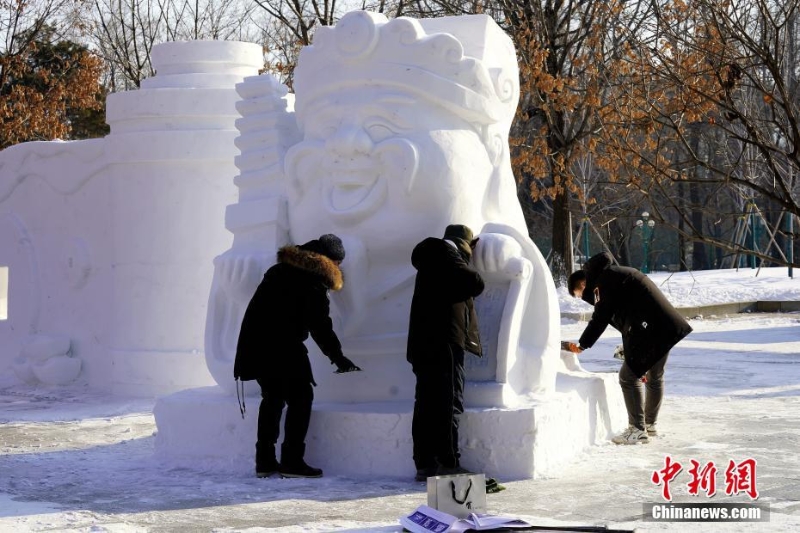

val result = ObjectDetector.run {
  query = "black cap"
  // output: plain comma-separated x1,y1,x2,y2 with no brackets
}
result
300,234,345,262
567,270,587,296
443,224,474,243
443,224,475,259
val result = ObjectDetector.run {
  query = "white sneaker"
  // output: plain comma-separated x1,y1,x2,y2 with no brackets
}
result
612,426,650,445
646,423,658,437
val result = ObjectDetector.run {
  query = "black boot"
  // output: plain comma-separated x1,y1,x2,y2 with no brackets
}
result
415,466,438,482
256,443,279,478
435,464,474,476
279,443,323,478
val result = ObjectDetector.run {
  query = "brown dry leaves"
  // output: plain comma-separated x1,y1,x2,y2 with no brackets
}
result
1,44,104,148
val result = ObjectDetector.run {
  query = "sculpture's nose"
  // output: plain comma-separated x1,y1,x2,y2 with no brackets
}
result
326,123,373,156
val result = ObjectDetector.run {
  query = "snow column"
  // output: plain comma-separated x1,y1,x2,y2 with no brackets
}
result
203,73,301,392
104,41,263,396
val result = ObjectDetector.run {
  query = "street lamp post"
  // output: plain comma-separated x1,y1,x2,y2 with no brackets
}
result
636,211,656,273
787,212,794,279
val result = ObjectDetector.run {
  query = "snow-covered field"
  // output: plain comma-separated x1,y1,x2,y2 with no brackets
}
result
559,265,800,314
1,267,799,532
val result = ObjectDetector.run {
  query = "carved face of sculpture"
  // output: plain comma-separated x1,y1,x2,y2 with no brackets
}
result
285,88,494,252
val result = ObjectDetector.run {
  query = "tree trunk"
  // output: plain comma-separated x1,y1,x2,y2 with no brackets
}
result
678,180,689,271
609,219,631,266
551,191,573,286
690,182,708,269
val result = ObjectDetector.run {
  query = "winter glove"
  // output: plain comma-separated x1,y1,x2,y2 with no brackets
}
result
560,341,584,354
613,344,625,360
331,355,362,374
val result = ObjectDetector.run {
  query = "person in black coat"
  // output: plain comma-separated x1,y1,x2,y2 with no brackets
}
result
407,224,484,481
564,252,692,445
234,234,360,478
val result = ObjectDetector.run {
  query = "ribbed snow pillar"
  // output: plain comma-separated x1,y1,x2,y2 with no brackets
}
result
104,41,262,396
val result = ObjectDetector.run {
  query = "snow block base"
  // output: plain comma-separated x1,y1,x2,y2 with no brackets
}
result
153,372,625,480
110,350,216,397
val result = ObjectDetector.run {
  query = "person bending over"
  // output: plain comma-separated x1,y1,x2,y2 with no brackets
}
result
564,252,692,444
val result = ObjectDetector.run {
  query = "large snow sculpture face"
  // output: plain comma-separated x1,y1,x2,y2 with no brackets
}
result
206,11,562,403
286,10,521,251
285,89,495,251
284,10,523,345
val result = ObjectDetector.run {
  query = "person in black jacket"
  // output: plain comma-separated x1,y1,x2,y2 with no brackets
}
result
407,224,484,481
234,234,361,478
564,252,692,445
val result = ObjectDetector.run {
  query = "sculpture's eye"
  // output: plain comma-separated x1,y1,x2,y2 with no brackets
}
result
366,123,394,142
320,125,339,138
308,119,339,139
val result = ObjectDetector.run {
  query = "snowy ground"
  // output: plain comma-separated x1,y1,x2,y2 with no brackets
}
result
559,265,800,314
1,268,799,532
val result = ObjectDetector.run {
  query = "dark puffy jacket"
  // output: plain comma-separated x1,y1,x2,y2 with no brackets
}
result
578,252,692,377
406,238,484,365
234,245,344,384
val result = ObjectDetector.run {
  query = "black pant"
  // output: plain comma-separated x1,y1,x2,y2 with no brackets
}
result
411,343,465,470
619,352,669,431
256,377,313,462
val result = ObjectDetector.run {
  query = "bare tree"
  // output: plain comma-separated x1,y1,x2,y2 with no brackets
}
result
252,0,407,85
160,0,259,40
603,0,800,267
92,0,261,90
92,0,163,89
2,0,77,57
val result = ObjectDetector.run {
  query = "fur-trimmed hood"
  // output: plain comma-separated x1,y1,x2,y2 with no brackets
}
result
277,245,343,291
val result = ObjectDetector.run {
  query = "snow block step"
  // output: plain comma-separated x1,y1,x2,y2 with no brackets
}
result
153,374,625,480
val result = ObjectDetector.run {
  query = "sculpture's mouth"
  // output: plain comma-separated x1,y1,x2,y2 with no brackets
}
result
323,163,387,221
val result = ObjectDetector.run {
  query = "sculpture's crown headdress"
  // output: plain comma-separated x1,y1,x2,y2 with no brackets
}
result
293,11,519,128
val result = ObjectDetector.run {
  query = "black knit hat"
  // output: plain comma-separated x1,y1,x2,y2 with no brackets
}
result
300,234,346,262
443,224,475,258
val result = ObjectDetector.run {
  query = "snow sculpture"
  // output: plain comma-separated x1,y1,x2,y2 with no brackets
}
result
103,41,262,395
12,334,81,385
204,76,300,391
205,11,561,407
0,41,262,394
158,15,624,480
